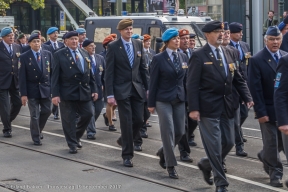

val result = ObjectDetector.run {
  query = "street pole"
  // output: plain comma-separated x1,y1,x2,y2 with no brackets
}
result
185,0,187,17
116,0,122,16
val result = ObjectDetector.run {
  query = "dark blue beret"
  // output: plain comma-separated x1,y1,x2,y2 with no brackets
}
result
65,31,78,39
82,39,94,47
278,22,286,31
229,22,243,33
162,28,179,42
202,21,223,33
28,34,41,43
265,26,281,36
284,16,288,25
224,22,229,30
62,32,67,40
189,33,196,38
47,27,58,35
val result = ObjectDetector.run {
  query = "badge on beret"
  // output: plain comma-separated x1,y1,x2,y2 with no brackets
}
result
221,23,224,29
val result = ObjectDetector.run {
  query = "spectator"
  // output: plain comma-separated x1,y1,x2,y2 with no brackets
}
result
263,10,278,35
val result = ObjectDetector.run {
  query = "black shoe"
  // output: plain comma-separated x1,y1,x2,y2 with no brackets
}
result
180,155,193,163
243,137,247,142
270,179,283,187
140,131,148,138
197,162,213,185
215,186,228,192
222,162,227,173
188,138,197,146
236,149,248,157
257,152,269,175
116,138,122,146
156,150,166,169
123,159,133,167
77,140,82,148
109,125,117,131
33,141,42,146
167,167,179,179
285,180,288,187
87,135,96,140
40,134,43,140
54,115,59,120
134,145,142,151
103,113,109,126
145,123,152,127
3,131,12,138
69,148,78,154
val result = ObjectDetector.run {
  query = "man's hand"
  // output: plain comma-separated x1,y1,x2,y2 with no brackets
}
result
92,93,98,101
108,97,116,106
21,96,28,106
258,116,269,123
189,111,200,121
148,107,155,114
246,101,254,109
279,125,288,135
52,97,61,106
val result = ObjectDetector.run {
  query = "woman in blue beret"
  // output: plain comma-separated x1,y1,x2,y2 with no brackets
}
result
147,28,189,179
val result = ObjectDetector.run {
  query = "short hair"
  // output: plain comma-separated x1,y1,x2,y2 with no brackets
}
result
268,10,274,14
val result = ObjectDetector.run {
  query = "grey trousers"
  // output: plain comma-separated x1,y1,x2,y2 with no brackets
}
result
199,112,234,187
259,122,283,180
156,101,185,167
27,98,51,142
86,99,104,136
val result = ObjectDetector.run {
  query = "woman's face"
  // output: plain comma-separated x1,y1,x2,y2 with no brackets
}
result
167,36,180,50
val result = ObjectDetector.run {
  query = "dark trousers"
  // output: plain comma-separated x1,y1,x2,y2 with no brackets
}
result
188,118,198,140
134,101,150,146
178,110,192,156
234,106,244,150
52,105,59,116
59,100,93,149
0,79,22,133
27,98,51,142
86,99,104,136
117,87,144,159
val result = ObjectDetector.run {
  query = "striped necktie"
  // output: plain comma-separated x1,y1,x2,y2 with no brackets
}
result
125,43,134,67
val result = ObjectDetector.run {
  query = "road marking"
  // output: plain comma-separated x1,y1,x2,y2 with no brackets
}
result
8,123,288,192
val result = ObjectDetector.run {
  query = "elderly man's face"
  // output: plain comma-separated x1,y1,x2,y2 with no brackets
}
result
265,35,282,53
2,33,14,44
205,29,224,47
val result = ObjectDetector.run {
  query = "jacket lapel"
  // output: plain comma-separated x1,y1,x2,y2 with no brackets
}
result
117,39,131,67
64,47,83,73
163,50,178,74
263,47,277,73
0,42,12,58
29,50,42,74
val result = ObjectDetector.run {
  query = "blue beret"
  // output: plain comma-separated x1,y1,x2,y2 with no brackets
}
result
278,22,286,31
65,31,78,39
82,39,94,47
224,22,229,30
47,27,58,35
284,16,288,25
0,27,12,37
202,21,223,33
189,33,196,38
162,28,179,42
76,28,86,34
229,22,243,33
28,34,41,43
266,26,281,36
131,34,140,39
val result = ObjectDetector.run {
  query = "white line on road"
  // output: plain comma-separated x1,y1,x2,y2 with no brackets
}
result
8,123,287,192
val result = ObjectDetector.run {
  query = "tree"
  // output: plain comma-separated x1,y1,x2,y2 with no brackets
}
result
0,0,45,15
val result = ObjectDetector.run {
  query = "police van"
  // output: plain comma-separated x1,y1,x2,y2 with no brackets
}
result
85,14,211,53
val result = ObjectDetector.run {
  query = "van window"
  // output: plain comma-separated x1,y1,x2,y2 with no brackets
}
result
94,28,111,43
133,28,142,35
149,27,161,50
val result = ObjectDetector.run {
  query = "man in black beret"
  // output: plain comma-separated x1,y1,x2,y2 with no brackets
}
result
189,33,196,50
280,16,288,52
187,20,253,192
51,31,98,154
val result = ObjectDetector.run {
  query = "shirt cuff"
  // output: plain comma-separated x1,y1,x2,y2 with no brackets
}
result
107,95,114,98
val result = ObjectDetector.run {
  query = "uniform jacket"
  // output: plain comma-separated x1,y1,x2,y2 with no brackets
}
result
105,38,149,100
19,50,53,99
22,44,53,53
51,47,97,101
90,53,105,100
44,40,64,53
0,41,21,89
148,50,188,107
99,49,107,60
187,43,252,119
280,32,288,52
248,47,287,122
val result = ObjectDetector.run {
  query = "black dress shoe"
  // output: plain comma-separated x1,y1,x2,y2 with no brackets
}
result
188,138,197,146
180,155,193,163
222,162,227,173
140,131,148,138
156,150,166,169
243,137,247,142
270,179,283,187
116,138,122,146
40,134,43,140
69,148,78,154
215,186,228,192
109,125,117,131
103,113,109,126
33,141,42,146
197,162,213,185
285,180,288,187
167,167,179,179
134,145,142,151
236,149,248,157
54,115,59,120
77,140,82,148
123,159,133,167
87,135,96,140
257,152,269,175
3,131,12,138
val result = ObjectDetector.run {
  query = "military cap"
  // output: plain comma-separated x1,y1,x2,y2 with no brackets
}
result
224,22,229,30
284,16,288,25
28,33,41,43
76,28,86,34
131,34,140,39
102,35,114,46
82,39,94,47
31,30,41,35
62,32,67,40
202,21,224,33
162,28,179,42
17,33,25,39
143,34,151,41
117,19,133,30
65,31,78,39
229,22,243,33
47,27,58,35
179,29,189,37
265,26,281,36
278,22,286,31
189,33,196,38
0,27,12,37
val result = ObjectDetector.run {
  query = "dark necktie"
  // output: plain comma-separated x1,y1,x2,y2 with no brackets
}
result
126,43,134,67
36,52,42,71
172,52,180,73
235,43,244,60
54,42,58,50
183,50,189,58
274,53,279,64
215,48,226,77
73,50,83,72
9,44,13,57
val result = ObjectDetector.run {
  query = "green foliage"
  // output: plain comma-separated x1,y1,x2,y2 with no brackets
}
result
23,0,45,10
0,0,45,15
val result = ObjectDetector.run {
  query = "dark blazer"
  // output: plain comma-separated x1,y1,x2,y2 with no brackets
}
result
274,54,288,126
99,49,107,60
105,38,148,100
51,47,97,101
22,44,53,53
44,40,64,52
248,47,287,122
280,32,288,52
148,50,188,107
0,41,21,89
187,44,252,119
19,50,53,99
91,53,105,100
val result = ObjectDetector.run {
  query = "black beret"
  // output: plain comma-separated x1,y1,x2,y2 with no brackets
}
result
202,21,224,33
229,22,243,33
189,33,196,38
82,39,94,47
156,37,163,43
224,22,229,30
62,32,67,40
265,26,281,36
65,31,78,39
28,33,41,43
284,16,288,25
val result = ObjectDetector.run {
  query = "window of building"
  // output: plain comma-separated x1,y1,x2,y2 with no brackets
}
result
133,28,142,35
94,28,111,43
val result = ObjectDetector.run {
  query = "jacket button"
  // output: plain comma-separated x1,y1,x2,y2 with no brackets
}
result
75,75,77,77
224,95,225,97
12,65,14,68
86,83,87,85
34,69,35,71
39,82,41,84
79,82,81,84
11,72,13,75
36,76,37,78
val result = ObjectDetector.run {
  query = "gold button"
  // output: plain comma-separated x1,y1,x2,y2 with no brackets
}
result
79,82,81,84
